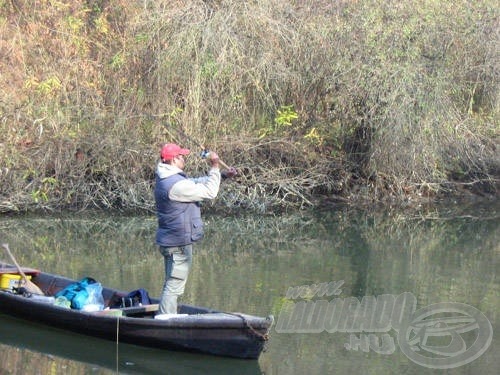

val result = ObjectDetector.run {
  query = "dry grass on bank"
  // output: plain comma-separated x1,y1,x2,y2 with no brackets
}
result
0,0,498,212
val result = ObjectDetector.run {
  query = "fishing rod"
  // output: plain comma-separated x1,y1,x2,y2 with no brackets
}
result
163,122,232,170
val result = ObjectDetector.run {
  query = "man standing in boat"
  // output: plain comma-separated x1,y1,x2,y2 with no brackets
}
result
154,143,236,315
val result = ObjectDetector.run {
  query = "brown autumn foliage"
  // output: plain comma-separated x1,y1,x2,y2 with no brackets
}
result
0,0,498,213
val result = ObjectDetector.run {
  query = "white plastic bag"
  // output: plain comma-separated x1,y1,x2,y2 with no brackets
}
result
84,282,105,311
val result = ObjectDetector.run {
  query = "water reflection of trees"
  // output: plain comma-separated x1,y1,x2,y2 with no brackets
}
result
338,203,499,317
0,203,497,316
1,204,497,375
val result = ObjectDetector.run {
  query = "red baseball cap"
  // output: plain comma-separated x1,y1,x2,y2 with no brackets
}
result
160,143,190,161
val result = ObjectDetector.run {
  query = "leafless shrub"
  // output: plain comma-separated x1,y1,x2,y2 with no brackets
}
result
0,0,497,212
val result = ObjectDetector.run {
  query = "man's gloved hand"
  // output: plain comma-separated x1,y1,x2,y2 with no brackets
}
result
222,167,238,179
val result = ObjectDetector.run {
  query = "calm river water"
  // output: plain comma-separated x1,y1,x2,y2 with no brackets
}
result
0,200,498,374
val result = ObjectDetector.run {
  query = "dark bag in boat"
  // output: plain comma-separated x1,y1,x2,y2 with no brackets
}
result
55,277,96,310
111,288,151,308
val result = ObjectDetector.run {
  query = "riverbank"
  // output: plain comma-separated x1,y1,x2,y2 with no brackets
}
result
0,1,498,213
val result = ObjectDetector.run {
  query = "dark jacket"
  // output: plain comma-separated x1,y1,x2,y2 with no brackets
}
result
155,173,204,247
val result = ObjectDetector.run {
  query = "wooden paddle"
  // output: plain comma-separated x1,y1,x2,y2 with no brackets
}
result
1,243,44,295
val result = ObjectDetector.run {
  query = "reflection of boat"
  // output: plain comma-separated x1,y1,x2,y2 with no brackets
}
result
0,265,273,359
0,314,264,375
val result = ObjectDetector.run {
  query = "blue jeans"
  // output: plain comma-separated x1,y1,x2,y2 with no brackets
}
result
158,245,193,314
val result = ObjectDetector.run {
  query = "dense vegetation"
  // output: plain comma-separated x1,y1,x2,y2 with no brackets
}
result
0,0,498,213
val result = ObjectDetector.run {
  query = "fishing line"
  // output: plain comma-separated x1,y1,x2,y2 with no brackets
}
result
115,315,120,374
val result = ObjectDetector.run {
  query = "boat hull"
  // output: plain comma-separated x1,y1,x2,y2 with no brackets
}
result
0,269,273,359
